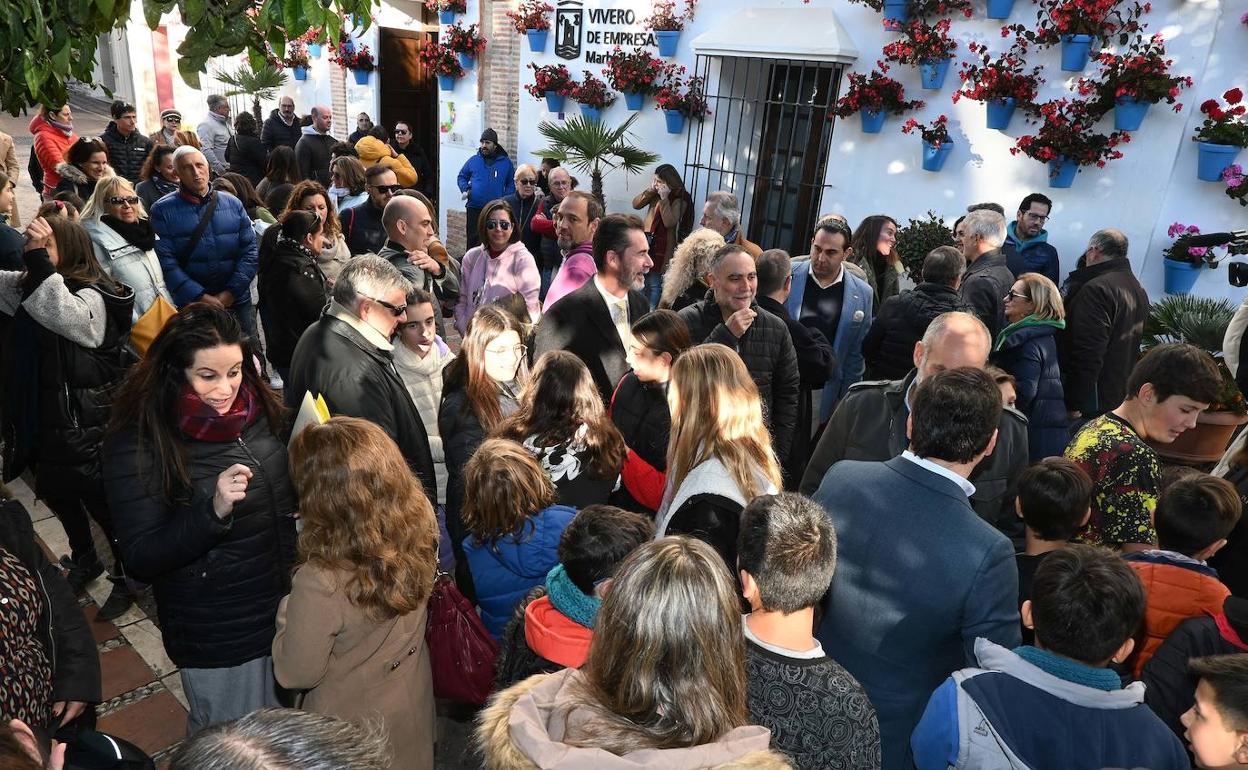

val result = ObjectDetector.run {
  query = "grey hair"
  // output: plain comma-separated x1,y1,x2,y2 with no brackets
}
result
708,243,752,274
921,246,965,286
1088,228,1128,261
206,94,227,110
962,209,1007,249
921,311,991,356
332,254,412,307
173,145,205,165
170,708,388,770
704,191,741,227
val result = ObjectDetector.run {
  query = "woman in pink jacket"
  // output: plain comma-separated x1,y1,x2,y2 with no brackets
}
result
455,198,540,336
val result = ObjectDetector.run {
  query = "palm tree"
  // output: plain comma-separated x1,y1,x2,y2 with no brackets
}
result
214,63,289,125
533,114,660,206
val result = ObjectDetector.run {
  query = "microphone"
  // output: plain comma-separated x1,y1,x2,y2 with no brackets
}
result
1179,230,1248,248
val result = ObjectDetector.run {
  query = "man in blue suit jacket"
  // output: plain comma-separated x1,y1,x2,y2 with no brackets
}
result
786,219,872,423
812,366,1020,770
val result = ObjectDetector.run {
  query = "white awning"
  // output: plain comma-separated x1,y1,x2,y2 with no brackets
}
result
689,7,860,65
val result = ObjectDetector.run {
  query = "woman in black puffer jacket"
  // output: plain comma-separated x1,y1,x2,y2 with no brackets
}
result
257,211,328,383
103,305,296,735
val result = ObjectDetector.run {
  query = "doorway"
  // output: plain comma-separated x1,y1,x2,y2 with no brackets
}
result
379,26,439,201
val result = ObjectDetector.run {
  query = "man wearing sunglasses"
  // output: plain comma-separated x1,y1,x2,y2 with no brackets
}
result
288,254,438,498
377,195,459,335
342,165,400,255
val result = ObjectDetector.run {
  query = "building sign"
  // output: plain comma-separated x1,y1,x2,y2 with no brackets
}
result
554,0,657,64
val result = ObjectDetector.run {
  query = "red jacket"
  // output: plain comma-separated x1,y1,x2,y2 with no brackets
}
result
1127,553,1230,677
30,115,76,197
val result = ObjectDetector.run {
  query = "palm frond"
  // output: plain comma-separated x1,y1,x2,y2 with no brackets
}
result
534,114,660,179
1143,294,1236,353
213,64,288,100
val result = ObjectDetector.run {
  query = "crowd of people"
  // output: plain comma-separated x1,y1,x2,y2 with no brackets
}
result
3,93,1248,770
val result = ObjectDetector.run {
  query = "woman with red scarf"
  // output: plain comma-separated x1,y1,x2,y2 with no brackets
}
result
103,305,296,734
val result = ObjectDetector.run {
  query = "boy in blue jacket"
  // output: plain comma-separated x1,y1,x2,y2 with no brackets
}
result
911,544,1190,770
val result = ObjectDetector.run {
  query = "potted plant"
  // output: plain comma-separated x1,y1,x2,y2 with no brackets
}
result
844,0,973,31
445,22,486,70
643,0,696,57
570,71,617,122
833,62,925,134
330,39,375,85
882,19,958,90
506,1,555,53
1010,98,1128,187
533,114,661,205
425,0,467,25
1225,164,1248,207
1161,222,1216,294
1143,295,1248,462
603,46,664,110
284,42,311,81
302,29,323,58
894,211,955,282
527,63,576,113
419,41,465,91
1024,0,1148,71
1075,33,1192,131
954,35,1044,130
653,65,710,134
1193,88,1248,182
902,115,955,172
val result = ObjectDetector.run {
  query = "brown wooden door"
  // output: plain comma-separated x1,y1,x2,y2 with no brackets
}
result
379,26,439,200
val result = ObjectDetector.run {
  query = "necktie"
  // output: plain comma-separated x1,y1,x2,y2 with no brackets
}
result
615,298,632,349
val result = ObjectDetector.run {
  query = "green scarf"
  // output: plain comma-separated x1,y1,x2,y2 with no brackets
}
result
994,315,1066,352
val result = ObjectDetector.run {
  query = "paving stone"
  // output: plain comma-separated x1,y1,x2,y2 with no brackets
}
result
125,620,177,679
82,604,122,643
99,646,157,701
97,691,187,758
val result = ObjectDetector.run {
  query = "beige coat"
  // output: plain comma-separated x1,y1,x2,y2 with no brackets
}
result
0,131,20,227
273,563,435,769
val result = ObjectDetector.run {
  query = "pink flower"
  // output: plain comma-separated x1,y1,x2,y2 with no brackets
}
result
1191,247,1209,257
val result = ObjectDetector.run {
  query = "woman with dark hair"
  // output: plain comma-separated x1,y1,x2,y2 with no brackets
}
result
53,138,112,201
631,163,694,307
136,144,180,211
455,198,540,335
275,417,439,768
850,214,900,305
255,145,301,202
277,181,351,284
225,113,267,187
0,171,22,270
220,172,276,229
102,305,296,733
0,216,136,617
495,351,625,509
478,537,791,767
609,309,693,513
30,104,77,198
328,155,368,212
257,210,329,382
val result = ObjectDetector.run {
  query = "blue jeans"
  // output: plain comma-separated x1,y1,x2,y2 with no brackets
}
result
643,271,662,308
230,297,256,337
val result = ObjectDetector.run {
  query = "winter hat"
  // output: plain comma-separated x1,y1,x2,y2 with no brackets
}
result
160,109,182,123
480,128,499,143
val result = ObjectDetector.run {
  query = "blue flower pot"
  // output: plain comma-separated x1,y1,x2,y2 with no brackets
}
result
440,10,455,24
1114,97,1151,131
307,43,322,57
545,91,566,113
623,91,645,110
919,59,952,90
458,52,475,70
292,66,307,81
580,104,602,122
986,0,1015,19
860,110,886,134
883,0,909,29
1197,142,1242,182
438,74,455,91
1163,258,1202,294
351,68,370,85
526,28,548,53
1047,157,1079,188
664,109,686,134
655,30,680,57
921,140,954,172
1060,34,1095,72
986,98,1016,130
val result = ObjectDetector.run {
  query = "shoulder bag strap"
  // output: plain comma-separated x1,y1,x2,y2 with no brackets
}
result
175,192,218,270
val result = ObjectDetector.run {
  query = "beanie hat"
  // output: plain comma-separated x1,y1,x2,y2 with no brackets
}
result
480,128,499,143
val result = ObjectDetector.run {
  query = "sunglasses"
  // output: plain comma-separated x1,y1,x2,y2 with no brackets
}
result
108,196,140,206
163,116,180,123
1005,290,1030,301
363,295,407,317
485,220,512,231
517,178,536,184
369,184,402,194
394,129,409,135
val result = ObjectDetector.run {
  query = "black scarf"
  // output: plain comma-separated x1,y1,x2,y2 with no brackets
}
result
102,215,156,251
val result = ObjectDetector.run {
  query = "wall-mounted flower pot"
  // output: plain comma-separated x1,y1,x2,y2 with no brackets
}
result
307,43,322,57
292,66,308,81
883,0,909,30
623,91,645,110
1163,257,1203,295
438,74,456,91
919,59,952,90
545,91,566,113
986,98,1016,130
1114,97,1151,131
458,52,475,70
1047,157,1079,188
986,0,1016,19
440,10,455,24
655,30,680,57
663,109,686,134
921,140,954,172
860,110,886,134
580,104,602,122
526,29,548,52
1060,34,1095,72
351,68,370,85
1197,142,1242,182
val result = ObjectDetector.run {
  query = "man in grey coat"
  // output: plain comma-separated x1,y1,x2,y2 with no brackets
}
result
196,94,233,177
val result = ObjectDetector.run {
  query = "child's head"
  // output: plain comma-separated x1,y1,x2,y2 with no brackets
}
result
984,364,1017,408
1184,655,1248,769
1156,473,1242,559
1025,544,1145,667
1125,343,1222,445
399,287,438,352
736,493,837,614
558,504,655,596
1016,457,1093,542
462,438,555,544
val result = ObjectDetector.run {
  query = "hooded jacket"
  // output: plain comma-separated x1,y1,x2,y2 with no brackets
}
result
1125,551,1231,677
456,241,542,336
295,125,336,186
393,336,455,505
101,121,154,183
458,146,517,209
541,242,596,312
355,136,417,188
477,669,794,770
261,109,302,153
1059,257,1148,417
53,162,108,201
991,318,1068,461
83,215,175,323
863,282,971,380
30,114,76,197
1002,222,1061,285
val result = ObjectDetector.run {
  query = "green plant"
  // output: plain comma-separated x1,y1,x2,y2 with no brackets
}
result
533,114,661,205
1143,294,1245,413
893,210,955,283
214,63,289,125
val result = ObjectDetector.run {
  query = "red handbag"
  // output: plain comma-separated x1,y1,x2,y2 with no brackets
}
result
426,571,500,705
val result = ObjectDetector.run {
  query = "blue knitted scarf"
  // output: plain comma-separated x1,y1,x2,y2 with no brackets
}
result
545,564,601,629
1014,645,1121,691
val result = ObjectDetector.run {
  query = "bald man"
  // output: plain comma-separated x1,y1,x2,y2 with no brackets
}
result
296,105,336,185
378,195,460,309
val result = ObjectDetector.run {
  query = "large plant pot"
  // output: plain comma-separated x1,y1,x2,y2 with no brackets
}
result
655,30,680,57
861,110,886,134
526,28,548,52
1114,96,1151,131
1197,142,1242,182
883,0,909,30
921,140,954,172
986,0,1016,19
1163,257,1203,295
1048,156,1079,188
1151,410,1248,464
919,59,952,90
986,97,1016,130
1060,34,1095,72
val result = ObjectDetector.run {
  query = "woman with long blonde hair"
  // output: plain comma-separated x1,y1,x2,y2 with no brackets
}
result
659,344,781,570
274,417,439,768
659,228,725,311
82,174,174,322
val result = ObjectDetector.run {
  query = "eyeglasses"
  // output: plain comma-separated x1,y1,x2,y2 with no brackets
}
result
369,184,402,194
1023,212,1049,222
485,343,527,357
1004,290,1030,301
484,220,512,231
550,181,571,189
517,178,536,185
108,196,140,206
362,295,407,317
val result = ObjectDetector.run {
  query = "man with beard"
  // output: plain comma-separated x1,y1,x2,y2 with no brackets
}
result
529,166,574,299
456,128,515,248
541,190,601,311
262,96,302,152
534,214,652,404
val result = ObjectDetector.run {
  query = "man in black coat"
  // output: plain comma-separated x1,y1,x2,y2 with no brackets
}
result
678,244,801,466
958,208,1015,339
261,96,302,153
100,100,154,183
533,213,652,405
287,254,437,498
1060,228,1149,420
295,106,336,186
862,245,972,380
341,166,398,255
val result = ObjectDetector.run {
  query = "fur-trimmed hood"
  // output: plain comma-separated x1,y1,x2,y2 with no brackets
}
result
476,669,793,770
54,162,112,187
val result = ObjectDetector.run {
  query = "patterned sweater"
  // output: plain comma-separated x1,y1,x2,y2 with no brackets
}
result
1065,412,1161,547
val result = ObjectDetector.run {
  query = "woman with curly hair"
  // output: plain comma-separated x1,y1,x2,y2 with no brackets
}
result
659,227,726,311
277,181,351,284
274,417,440,768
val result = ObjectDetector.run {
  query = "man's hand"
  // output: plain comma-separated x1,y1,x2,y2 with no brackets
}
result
461,190,469,201
198,293,224,309
726,308,757,338
215,290,235,308
408,250,443,277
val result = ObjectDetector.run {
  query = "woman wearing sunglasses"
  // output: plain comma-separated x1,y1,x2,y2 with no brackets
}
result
82,175,174,322
454,198,540,337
